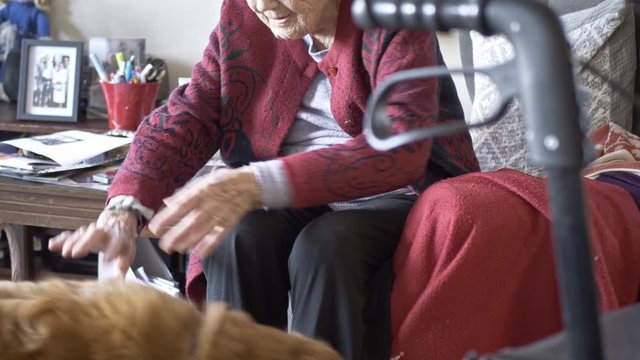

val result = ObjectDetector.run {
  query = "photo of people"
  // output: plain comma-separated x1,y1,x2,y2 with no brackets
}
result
31,132,81,146
32,53,69,108
22,42,80,119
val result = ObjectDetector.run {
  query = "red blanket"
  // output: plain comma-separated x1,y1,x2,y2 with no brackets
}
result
390,169,640,360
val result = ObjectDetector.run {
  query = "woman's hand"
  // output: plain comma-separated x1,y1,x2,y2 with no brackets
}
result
48,210,138,277
148,167,261,258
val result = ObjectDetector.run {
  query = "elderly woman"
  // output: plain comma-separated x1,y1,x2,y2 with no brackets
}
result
49,0,478,358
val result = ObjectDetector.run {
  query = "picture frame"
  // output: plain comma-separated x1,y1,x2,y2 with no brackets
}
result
16,40,83,122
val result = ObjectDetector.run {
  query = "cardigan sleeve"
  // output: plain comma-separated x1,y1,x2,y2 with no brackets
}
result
107,28,223,211
282,30,439,208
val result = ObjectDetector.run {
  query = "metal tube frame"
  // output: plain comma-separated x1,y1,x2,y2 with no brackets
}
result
352,1,604,359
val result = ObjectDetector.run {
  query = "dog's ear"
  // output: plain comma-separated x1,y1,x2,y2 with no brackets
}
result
196,303,342,360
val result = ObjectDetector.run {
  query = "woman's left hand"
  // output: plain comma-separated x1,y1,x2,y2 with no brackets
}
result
148,167,261,258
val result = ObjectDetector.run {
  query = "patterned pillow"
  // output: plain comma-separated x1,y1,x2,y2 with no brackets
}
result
468,0,636,176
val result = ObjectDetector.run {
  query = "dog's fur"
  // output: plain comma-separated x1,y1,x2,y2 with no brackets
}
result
0,279,342,360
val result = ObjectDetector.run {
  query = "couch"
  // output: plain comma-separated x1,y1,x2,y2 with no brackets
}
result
461,0,639,137
388,1,640,359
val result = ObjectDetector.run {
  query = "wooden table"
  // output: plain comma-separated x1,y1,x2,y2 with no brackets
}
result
0,102,109,134
0,102,110,280
0,112,184,285
0,177,106,281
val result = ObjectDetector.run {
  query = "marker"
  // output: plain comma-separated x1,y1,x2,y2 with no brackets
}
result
89,53,108,82
115,52,126,72
124,59,133,82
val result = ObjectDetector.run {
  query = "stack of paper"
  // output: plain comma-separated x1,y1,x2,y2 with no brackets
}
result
98,238,181,298
0,130,132,176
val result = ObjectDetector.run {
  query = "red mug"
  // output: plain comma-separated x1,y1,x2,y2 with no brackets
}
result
100,81,160,131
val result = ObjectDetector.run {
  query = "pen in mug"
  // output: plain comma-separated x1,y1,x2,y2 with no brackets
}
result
126,55,136,78
115,52,126,73
89,53,109,82
124,59,133,83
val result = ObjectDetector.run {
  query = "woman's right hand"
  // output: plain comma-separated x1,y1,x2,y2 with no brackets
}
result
48,209,139,277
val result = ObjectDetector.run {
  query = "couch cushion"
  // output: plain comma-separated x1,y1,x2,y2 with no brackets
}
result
468,0,636,176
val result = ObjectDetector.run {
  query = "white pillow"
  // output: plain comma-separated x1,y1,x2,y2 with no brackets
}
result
468,0,636,176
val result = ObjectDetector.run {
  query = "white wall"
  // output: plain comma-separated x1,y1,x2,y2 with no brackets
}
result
48,0,220,89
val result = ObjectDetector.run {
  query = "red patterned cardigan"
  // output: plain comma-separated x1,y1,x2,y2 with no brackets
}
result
108,0,478,211
108,0,479,301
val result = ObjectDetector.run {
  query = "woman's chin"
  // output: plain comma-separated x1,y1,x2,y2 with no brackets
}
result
269,27,304,41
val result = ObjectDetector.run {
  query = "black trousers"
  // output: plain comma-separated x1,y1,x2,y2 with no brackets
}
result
201,194,415,360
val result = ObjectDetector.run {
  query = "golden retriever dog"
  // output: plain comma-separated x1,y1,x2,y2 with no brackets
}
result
0,279,342,360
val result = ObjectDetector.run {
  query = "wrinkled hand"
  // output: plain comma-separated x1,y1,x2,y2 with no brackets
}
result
148,167,261,258
48,210,138,277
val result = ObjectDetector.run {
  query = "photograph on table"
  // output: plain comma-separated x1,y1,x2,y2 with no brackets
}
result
16,40,83,122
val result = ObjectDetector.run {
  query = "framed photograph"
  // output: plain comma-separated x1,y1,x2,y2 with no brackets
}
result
16,40,83,122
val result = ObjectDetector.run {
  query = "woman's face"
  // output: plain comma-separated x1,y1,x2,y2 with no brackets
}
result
246,0,339,40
